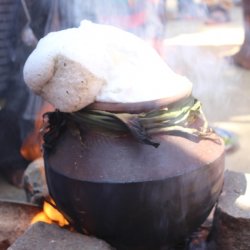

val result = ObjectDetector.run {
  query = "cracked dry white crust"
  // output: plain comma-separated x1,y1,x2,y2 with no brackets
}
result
25,55,105,112
23,20,192,112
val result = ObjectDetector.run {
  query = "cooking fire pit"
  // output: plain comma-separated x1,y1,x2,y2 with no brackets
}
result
20,20,225,249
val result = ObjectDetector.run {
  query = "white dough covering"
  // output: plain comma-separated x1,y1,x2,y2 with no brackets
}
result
23,20,192,112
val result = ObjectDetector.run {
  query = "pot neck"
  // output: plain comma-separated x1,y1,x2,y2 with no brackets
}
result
86,89,192,114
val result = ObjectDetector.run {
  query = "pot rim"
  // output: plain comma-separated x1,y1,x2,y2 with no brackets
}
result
87,87,192,113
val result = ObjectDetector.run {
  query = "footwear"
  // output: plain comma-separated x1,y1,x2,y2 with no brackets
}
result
213,127,238,152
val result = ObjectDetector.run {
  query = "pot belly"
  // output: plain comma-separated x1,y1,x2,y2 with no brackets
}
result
44,127,224,248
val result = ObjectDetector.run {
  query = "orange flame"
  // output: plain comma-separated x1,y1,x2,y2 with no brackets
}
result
22,103,68,227
31,199,69,227
20,103,53,161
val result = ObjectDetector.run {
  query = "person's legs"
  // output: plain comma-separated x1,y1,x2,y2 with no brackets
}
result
231,0,250,69
177,0,200,18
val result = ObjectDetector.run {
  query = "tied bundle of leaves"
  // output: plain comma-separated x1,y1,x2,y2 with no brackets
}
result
65,96,211,148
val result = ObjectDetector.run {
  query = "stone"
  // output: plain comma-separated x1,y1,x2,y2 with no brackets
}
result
0,200,41,249
8,222,113,250
212,170,250,250
23,157,48,205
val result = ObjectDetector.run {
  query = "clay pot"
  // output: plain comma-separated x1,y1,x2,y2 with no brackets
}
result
43,92,224,249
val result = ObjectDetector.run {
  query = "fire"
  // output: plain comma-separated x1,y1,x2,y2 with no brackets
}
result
31,199,69,227
21,102,69,227
20,102,53,161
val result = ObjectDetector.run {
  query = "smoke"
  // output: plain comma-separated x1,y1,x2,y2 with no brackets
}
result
56,0,166,43
164,44,242,122
39,1,245,123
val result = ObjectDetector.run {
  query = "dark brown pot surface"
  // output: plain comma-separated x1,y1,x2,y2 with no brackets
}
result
44,96,224,249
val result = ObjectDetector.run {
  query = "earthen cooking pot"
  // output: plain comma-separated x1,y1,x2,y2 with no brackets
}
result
43,89,225,249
